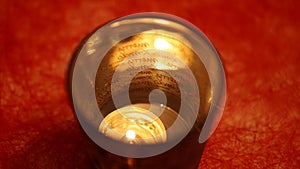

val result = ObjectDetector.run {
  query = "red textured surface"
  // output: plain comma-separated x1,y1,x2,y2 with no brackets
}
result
1,0,300,168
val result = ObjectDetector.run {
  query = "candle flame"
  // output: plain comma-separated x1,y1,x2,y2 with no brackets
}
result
126,130,136,140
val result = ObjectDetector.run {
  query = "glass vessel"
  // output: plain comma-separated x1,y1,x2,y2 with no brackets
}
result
70,12,226,169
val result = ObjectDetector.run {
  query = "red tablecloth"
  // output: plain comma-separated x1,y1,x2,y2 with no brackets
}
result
1,0,299,168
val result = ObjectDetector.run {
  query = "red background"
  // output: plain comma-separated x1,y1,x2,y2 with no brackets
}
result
1,0,299,168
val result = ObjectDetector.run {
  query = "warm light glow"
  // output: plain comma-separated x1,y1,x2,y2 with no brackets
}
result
110,22,120,28
126,130,136,140
154,38,172,50
155,62,169,70
153,19,170,25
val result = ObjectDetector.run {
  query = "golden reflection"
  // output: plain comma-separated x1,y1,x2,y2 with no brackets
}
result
104,30,196,69
95,30,212,136
110,22,121,28
153,19,170,25
154,38,172,50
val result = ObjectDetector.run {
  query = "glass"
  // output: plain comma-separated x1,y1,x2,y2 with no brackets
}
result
69,12,226,169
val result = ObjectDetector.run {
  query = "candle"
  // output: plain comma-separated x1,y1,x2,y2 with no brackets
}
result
99,104,167,145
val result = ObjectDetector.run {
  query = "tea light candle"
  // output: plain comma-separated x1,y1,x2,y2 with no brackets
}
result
98,104,167,145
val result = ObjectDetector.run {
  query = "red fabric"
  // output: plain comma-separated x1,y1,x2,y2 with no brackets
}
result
1,0,299,168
